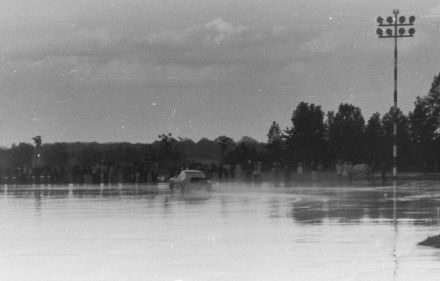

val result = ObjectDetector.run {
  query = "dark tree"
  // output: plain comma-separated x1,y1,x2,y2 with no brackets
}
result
266,121,284,163
326,103,365,163
406,73,440,171
286,102,324,165
214,136,235,163
382,107,411,169
285,102,325,166
365,113,386,167
9,142,34,168
409,97,438,171
45,142,69,168
230,137,260,166
267,121,283,144
193,138,221,161
156,133,184,175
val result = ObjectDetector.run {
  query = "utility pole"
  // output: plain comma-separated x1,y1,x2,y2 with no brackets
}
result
32,136,44,184
376,10,415,178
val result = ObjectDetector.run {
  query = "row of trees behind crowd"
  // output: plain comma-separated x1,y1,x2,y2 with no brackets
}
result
1,73,440,183
269,72,440,172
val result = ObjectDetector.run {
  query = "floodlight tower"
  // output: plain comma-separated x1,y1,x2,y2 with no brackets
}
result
376,10,415,178
32,136,43,169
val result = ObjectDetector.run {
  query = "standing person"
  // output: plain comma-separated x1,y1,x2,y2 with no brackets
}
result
370,160,376,183
342,161,349,182
253,161,263,183
297,162,304,182
245,160,253,182
348,161,354,182
272,161,281,182
223,164,230,180
229,164,236,180
217,164,223,180
236,163,242,181
381,162,387,184
283,163,291,185
210,162,217,180
310,160,317,182
336,160,343,182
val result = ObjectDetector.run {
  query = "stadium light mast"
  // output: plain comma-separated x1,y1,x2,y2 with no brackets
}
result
376,9,415,178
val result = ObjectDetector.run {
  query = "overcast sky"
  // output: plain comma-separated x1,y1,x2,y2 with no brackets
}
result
0,0,440,146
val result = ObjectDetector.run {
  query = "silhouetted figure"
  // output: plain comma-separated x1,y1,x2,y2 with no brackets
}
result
310,160,317,182
342,161,349,182
370,161,376,184
296,162,304,183
235,164,242,180
283,163,291,185
151,163,159,184
229,164,236,180
336,160,343,182
272,161,281,183
210,162,217,180
348,161,353,182
217,165,223,180
253,161,262,183
381,162,387,184
245,160,253,182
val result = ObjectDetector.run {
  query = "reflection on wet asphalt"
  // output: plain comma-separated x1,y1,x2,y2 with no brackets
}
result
0,181,440,281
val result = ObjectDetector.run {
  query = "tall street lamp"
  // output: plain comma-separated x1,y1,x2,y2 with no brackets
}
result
376,9,415,178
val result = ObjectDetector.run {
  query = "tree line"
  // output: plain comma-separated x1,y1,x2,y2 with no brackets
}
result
269,72,440,173
1,73,440,184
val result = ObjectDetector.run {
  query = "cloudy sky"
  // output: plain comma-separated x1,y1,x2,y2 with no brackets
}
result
0,0,440,146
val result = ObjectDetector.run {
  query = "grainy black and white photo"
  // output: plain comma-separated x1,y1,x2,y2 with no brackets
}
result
1,1,440,280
